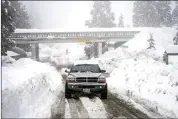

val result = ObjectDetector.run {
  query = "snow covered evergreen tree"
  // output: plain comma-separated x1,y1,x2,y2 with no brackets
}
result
155,1,172,27
133,1,172,27
11,1,31,28
1,0,16,56
11,1,32,52
85,1,116,28
147,33,156,50
118,14,124,27
85,1,116,57
133,1,156,27
172,1,178,27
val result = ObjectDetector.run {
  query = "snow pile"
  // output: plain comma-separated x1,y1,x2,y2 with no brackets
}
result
124,27,176,55
7,51,19,56
39,43,86,67
2,58,63,118
2,56,16,65
165,45,178,53
106,50,178,117
96,27,178,118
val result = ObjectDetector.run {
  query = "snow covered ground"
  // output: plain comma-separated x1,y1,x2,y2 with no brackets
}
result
2,57,63,118
2,42,86,118
94,27,178,118
2,27,177,118
39,43,86,68
80,97,108,118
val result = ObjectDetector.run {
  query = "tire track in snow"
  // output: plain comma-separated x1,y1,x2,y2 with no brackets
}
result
67,99,80,118
51,92,66,118
102,99,128,118
102,92,149,118
66,98,89,118
75,98,90,118
80,97,108,118
64,99,71,118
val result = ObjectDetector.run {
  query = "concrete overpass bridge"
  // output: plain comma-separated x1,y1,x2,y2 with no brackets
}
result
7,28,140,60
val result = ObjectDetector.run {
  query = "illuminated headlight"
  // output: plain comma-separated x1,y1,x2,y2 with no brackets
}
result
98,77,106,83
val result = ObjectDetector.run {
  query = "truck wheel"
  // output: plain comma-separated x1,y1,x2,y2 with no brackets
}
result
65,84,71,99
101,85,107,99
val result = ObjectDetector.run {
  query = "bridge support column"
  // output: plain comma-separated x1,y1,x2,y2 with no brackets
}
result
98,42,102,57
36,44,39,61
31,43,39,61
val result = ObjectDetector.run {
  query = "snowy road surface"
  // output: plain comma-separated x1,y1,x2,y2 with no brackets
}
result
51,92,149,118
50,78,149,119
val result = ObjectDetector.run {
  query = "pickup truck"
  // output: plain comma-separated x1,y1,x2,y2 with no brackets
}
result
65,61,107,99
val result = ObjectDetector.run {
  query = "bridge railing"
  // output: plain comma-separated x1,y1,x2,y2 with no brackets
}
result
9,31,140,39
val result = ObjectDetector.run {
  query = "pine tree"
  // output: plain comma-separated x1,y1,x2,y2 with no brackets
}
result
118,14,124,27
85,1,116,28
172,1,178,27
85,1,116,57
155,1,172,27
133,1,156,27
11,1,31,52
11,1,31,28
133,1,172,27
147,33,156,50
1,0,16,56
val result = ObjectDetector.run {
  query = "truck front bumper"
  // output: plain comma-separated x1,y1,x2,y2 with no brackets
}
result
67,82,107,92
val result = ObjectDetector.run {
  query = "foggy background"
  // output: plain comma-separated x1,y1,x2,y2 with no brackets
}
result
22,1,134,29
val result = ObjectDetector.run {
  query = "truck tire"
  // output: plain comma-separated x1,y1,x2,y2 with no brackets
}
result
101,84,107,99
65,83,71,99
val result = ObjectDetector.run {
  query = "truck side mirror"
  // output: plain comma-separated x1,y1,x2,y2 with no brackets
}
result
65,70,70,73
100,70,106,73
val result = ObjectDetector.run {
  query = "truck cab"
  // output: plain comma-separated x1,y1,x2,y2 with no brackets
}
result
65,60,107,99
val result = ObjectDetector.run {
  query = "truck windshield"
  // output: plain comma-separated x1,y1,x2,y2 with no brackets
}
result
70,64,100,73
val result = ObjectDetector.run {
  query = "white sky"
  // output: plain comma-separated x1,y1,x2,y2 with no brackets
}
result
22,1,134,29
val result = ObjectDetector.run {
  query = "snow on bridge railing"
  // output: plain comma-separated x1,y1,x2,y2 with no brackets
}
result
14,28,141,33
8,28,140,39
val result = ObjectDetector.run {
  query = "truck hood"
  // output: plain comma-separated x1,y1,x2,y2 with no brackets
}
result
69,72,102,78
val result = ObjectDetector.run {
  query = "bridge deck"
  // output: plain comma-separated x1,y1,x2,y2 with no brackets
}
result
7,28,140,44
14,28,141,33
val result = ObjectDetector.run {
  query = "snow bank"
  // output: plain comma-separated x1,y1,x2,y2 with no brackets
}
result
165,45,178,53
7,51,19,56
106,50,178,117
2,56,16,65
125,27,176,55
39,43,86,67
96,27,178,118
2,58,63,118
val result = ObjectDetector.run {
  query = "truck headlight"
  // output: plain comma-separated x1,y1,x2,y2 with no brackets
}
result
67,75,75,83
98,77,106,83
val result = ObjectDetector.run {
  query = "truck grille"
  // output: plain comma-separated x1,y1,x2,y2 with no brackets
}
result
78,85,95,88
76,77,98,82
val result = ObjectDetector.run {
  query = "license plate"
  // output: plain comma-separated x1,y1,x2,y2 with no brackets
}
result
83,88,90,93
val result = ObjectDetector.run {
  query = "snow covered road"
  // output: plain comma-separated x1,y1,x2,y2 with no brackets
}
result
51,93,150,118
50,78,149,119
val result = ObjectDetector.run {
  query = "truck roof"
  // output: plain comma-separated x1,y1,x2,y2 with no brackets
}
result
73,60,99,65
